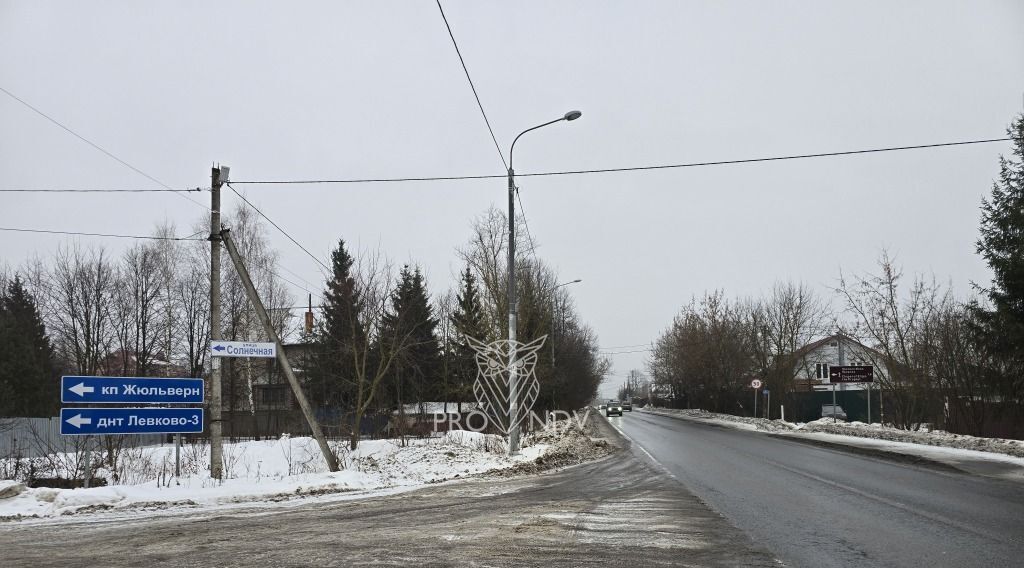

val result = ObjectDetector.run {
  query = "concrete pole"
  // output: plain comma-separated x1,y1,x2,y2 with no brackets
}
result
209,166,224,480
220,229,339,472
507,167,520,455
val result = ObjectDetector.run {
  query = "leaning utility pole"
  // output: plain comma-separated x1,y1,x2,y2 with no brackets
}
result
209,165,225,479
220,228,339,472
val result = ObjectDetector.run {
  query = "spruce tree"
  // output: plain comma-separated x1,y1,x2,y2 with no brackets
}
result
977,114,1024,390
309,239,364,409
0,276,57,416
383,266,440,407
450,266,485,406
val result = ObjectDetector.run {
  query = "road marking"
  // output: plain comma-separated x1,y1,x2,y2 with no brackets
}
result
609,419,678,480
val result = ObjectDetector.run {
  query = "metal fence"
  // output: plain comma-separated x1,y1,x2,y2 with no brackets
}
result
0,417,165,459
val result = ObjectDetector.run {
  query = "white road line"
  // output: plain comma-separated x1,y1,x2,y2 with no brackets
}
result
608,419,678,480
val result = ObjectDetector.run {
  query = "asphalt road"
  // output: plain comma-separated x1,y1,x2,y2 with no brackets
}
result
0,416,777,567
613,410,1024,568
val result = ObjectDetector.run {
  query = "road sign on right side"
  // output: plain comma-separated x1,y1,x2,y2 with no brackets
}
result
829,365,874,383
750,379,763,389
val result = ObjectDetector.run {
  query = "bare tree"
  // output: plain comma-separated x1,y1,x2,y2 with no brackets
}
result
748,281,832,395
219,203,294,435
837,251,946,429
47,245,117,375
344,249,408,450
110,243,164,376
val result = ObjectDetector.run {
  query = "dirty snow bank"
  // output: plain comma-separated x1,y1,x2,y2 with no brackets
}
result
499,415,613,476
0,431,549,522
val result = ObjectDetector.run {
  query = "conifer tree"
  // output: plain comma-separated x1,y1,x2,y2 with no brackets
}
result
0,276,57,416
450,266,485,407
976,114,1024,393
309,239,364,409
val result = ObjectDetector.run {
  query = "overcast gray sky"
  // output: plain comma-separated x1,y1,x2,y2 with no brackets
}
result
2,1,1022,398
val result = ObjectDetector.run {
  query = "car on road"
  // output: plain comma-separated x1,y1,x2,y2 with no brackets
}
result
822,404,847,420
621,399,633,412
606,400,624,417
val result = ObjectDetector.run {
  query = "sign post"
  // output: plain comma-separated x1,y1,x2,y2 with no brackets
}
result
61,375,205,486
826,366,875,423
763,389,770,420
750,379,762,418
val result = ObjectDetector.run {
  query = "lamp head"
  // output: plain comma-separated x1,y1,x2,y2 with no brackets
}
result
563,110,582,121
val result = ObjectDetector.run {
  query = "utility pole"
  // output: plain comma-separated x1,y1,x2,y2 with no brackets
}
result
506,165,520,454
220,228,339,472
209,165,225,480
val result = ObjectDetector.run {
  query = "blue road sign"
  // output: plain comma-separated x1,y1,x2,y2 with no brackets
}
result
60,408,204,435
61,376,204,404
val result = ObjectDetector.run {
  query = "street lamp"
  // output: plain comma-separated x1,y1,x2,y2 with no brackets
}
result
506,110,582,456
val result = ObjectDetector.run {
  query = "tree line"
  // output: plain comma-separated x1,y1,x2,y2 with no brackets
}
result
649,115,1024,436
0,203,605,447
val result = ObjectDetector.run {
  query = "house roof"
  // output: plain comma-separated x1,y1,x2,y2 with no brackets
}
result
791,332,885,362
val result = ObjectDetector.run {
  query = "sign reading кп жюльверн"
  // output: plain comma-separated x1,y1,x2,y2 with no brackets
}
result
210,340,276,358
61,376,203,404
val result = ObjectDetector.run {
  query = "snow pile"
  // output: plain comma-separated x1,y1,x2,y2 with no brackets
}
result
499,413,613,476
796,419,1024,458
0,431,549,522
643,408,796,433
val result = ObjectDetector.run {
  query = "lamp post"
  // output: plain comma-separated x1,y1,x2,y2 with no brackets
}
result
507,110,581,456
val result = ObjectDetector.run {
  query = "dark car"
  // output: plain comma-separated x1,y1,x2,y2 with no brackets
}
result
606,400,623,417
621,399,633,412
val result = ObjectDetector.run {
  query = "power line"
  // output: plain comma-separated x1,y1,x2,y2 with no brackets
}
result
225,182,331,273
0,85,208,210
230,137,1011,185
515,186,539,257
3,187,206,194
0,226,205,241
276,263,322,293
435,0,507,171
600,343,653,350
599,348,654,355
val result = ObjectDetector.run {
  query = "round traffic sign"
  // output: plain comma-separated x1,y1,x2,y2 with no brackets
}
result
751,379,762,389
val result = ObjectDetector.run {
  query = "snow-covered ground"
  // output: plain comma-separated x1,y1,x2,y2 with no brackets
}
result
642,407,1024,479
0,430,550,523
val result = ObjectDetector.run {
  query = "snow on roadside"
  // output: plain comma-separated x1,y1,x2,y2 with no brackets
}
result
0,431,549,522
643,407,1024,458
643,408,796,433
795,418,1024,458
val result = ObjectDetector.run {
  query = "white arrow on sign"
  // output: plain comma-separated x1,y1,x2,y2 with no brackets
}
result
65,414,92,429
68,382,95,397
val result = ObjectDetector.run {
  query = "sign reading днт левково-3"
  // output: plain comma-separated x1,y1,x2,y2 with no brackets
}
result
61,376,204,404
60,407,204,435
